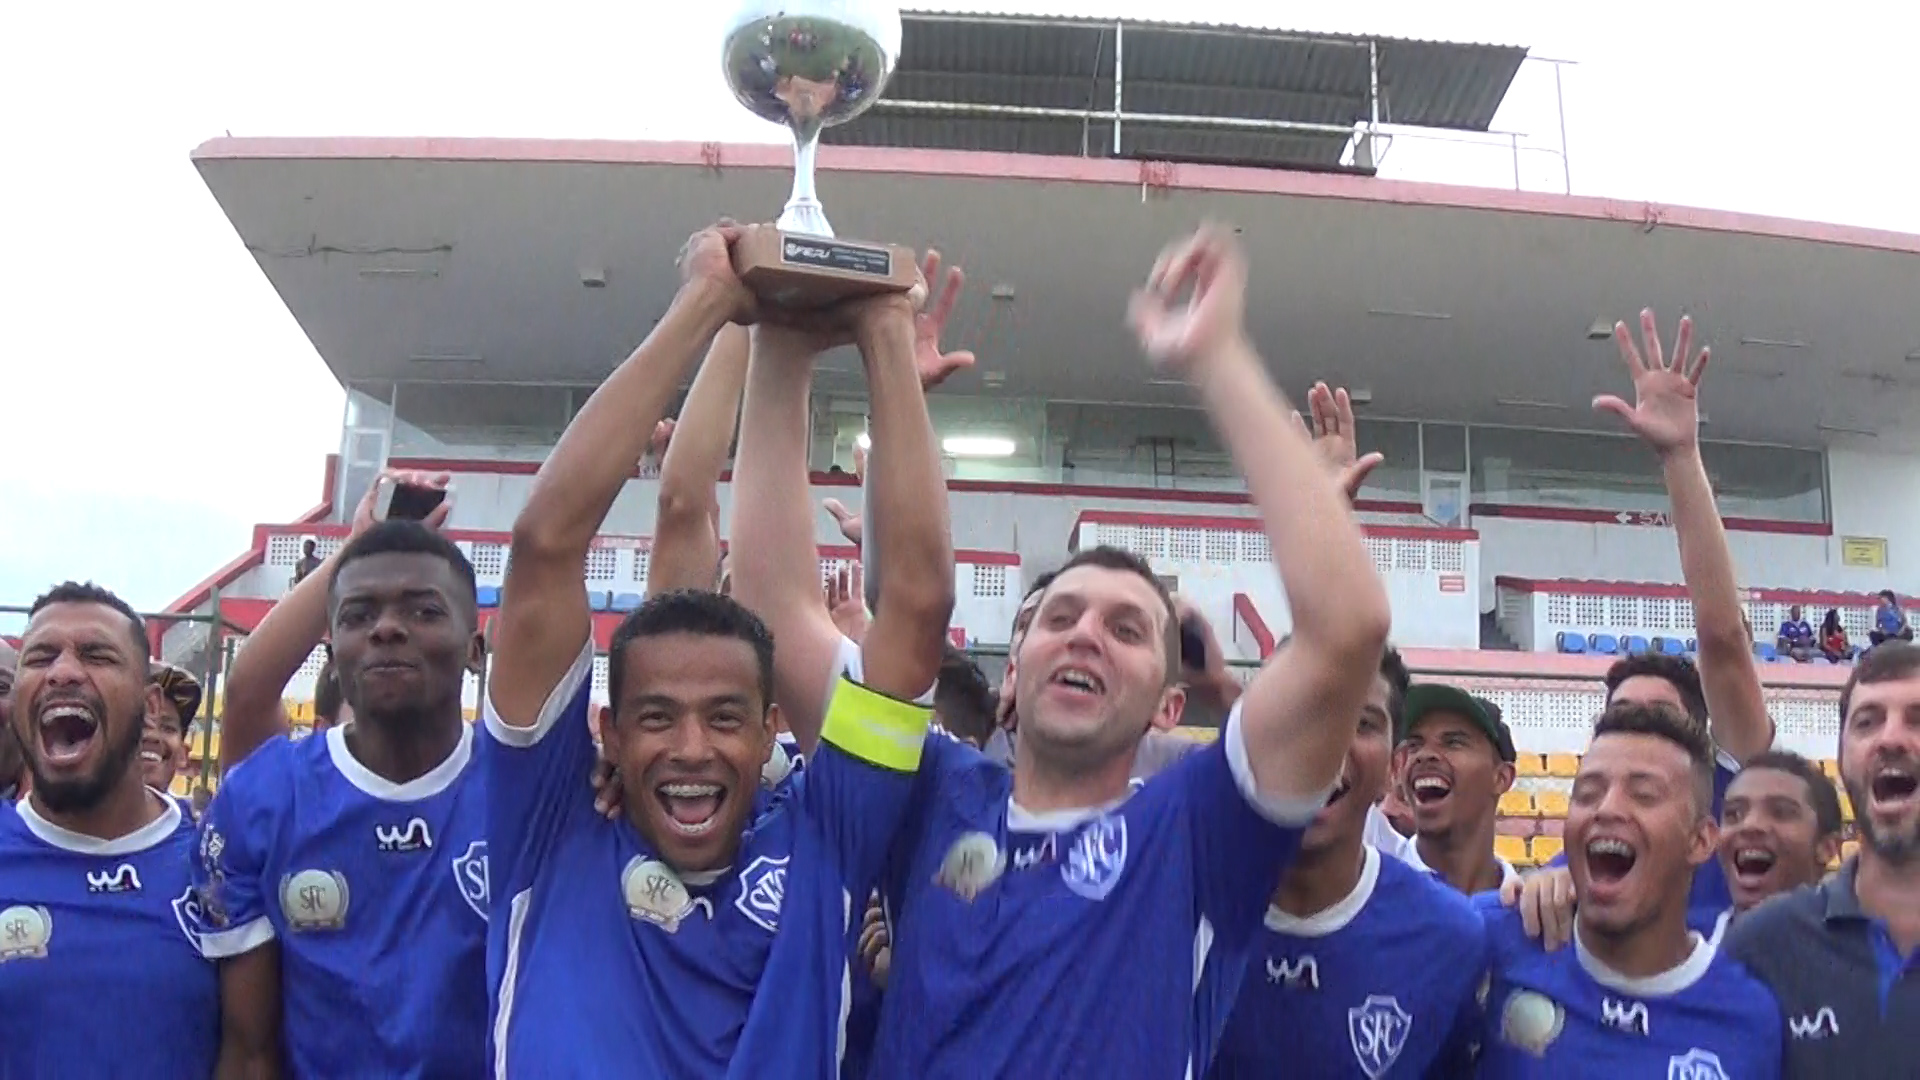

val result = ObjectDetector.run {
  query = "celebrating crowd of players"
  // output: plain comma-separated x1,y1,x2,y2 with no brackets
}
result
0,221,1914,1078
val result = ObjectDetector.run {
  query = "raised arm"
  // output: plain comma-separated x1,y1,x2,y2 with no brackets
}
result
648,324,750,595
1595,311,1770,761
731,262,954,747
490,223,750,725
218,471,449,769
1127,225,1391,804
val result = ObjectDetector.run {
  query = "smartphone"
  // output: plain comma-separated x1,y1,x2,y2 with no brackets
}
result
1179,616,1208,671
374,477,451,522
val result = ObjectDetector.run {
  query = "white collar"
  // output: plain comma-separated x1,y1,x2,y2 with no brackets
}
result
18,789,181,855
327,722,472,801
1573,922,1715,996
1006,792,1130,833
1403,836,1520,887
1265,844,1381,937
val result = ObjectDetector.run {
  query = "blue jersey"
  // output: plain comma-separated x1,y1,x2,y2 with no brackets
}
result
190,724,490,1079
866,702,1316,1080
0,795,218,1079
1210,845,1487,1079
484,642,932,1079
1473,897,1781,1079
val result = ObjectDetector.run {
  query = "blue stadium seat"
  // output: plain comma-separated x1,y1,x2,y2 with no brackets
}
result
476,586,502,609
1686,638,1698,652
1623,635,1651,655
611,592,643,612
1655,637,1685,656
1754,642,1778,661
589,591,612,612
1556,632,1587,654
1590,633,1620,655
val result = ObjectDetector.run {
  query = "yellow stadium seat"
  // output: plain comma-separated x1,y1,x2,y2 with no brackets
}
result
1818,759,1840,782
1514,753,1547,778
168,775,192,797
462,707,478,723
1544,753,1579,778
1529,836,1564,865
1535,791,1571,818
1839,791,1854,823
1495,834,1530,867
289,700,314,723
1497,791,1536,817
1841,839,1859,864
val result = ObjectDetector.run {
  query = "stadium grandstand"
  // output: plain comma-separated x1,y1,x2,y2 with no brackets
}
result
154,10,1918,870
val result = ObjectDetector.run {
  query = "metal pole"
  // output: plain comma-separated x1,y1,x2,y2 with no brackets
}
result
1511,133,1522,190
1111,21,1125,156
200,589,222,787
877,98,1362,137
1364,39,1382,170
1552,62,1572,194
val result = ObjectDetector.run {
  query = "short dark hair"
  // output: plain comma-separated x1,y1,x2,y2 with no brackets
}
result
607,589,775,711
1604,653,1708,727
314,659,345,724
1738,749,1844,839
1590,700,1715,818
1839,640,1920,722
329,521,478,622
1039,546,1179,677
932,646,995,747
29,582,149,661
1021,570,1058,602
1379,645,1411,729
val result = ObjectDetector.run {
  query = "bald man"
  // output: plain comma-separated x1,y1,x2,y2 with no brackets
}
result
0,640,22,800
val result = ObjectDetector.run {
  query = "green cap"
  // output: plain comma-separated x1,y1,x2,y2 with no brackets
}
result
1397,683,1516,763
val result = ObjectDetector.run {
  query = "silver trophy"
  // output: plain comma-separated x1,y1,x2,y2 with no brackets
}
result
721,1,901,238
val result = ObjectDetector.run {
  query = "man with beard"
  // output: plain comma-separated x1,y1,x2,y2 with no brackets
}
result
1706,750,1841,940
1209,647,1487,1079
1474,702,1780,1077
0,640,24,801
191,520,490,1078
1722,643,1920,1074
0,582,218,1078
484,222,954,1077
1396,683,1521,893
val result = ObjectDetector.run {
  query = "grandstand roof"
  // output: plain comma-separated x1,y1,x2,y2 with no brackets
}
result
194,137,1920,452
826,12,1528,171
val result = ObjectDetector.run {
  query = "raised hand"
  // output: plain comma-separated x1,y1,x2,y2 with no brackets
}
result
676,220,757,325
352,469,452,534
1292,382,1384,501
913,250,976,389
1592,309,1709,456
825,563,869,643
1126,223,1249,376
822,498,863,546
647,418,676,462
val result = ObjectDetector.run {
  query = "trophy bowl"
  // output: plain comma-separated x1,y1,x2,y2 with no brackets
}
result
718,2,918,309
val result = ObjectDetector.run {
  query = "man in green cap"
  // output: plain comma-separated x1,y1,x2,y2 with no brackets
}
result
1396,682,1520,893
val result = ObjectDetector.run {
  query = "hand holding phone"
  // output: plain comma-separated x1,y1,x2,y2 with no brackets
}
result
373,475,453,523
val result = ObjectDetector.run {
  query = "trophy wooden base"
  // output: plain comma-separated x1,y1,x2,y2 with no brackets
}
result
733,229,919,312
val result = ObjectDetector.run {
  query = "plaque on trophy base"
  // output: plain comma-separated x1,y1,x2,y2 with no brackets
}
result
731,230,920,310
722,2,915,313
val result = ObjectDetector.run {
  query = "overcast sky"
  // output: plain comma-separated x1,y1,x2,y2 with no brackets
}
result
2,0,1912,623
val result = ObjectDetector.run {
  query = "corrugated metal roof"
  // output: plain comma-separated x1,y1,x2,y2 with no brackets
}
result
824,10,1525,171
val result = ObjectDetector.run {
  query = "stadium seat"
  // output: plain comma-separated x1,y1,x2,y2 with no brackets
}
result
1590,633,1620,655
1754,642,1778,661
611,591,643,612
1535,791,1570,818
1555,632,1586,654
1529,836,1564,865
1515,753,1547,778
1840,791,1854,823
1841,839,1859,864
1544,753,1579,778
1818,759,1840,781
1497,791,1536,817
1494,835,1530,867
1623,635,1651,655
589,591,613,612
1654,637,1685,656
476,586,502,608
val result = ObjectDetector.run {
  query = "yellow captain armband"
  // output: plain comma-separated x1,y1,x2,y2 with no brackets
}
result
820,676,933,773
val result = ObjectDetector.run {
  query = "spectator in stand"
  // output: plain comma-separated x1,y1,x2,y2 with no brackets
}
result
1870,589,1911,648
291,538,322,585
1776,604,1816,662
1820,608,1853,663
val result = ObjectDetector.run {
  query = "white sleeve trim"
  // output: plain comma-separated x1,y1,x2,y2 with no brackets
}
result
200,915,275,960
822,634,937,719
1223,700,1334,826
485,638,596,749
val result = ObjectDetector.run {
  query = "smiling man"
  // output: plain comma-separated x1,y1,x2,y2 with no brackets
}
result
0,582,218,1078
190,521,492,1078
144,661,201,805
1713,750,1842,931
1474,702,1780,1077
1209,648,1488,1079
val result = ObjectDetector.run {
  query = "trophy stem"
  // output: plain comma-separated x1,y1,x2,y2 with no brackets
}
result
777,127,834,238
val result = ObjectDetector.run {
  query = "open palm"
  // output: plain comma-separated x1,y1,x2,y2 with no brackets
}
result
1593,309,1709,455
913,249,976,389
